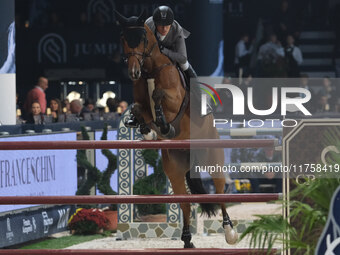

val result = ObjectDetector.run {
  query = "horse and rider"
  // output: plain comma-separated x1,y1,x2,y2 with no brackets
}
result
124,6,210,129
115,6,236,248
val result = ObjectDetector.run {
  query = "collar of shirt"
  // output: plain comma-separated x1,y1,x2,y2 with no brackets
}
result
35,86,44,92
157,32,166,41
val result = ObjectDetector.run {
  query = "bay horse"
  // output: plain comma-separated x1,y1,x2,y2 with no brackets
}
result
116,10,238,248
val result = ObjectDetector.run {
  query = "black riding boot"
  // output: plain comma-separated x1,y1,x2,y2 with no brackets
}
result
184,65,213,115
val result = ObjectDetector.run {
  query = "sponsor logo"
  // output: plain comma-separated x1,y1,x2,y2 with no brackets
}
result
88,0,116,24
6,218,14,242
22,219,33,234
42,211,53,234
57,208,71,229
38,33,67,64
32,217,37,233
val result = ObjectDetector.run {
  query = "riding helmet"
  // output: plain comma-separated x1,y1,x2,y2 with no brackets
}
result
153,6,174,26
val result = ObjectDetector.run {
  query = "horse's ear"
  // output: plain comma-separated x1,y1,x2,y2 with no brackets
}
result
137,9,146,24
114,10,128,26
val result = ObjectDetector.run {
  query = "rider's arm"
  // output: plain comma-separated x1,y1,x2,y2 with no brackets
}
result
161,35,187,64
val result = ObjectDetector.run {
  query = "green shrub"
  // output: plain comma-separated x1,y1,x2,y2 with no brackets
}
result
76,124,117,210
133,149,166,216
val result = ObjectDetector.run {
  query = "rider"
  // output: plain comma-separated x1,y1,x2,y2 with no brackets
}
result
145,6,196,80
125,6,210,128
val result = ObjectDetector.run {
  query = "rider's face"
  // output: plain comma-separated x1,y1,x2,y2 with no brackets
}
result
156,25,171,36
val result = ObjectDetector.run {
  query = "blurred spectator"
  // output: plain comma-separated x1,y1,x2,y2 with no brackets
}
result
250,147,282,193
285,35,303,77
26,101,44,124
274,0,295,44
62,99,71,114
24,77,48,115
84,98,95,112
106,97,119,112
50,98,62,122
257,34,285,77
118,101,128,114
230,137,282,193
70,99,84,118
316,94,331,113
258,34,284,63
16,92,20,111
16,93,23,123
299,74,316,113
317,77,336,110
240,73,253,94
234,33,253,77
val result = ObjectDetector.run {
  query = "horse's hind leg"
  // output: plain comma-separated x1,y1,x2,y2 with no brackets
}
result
152,88,175,139
212,173,238,245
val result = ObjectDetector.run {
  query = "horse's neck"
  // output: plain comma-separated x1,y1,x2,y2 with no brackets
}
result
144,27,170,72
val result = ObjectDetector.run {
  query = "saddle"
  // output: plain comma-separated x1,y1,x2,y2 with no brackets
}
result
176,65,188,91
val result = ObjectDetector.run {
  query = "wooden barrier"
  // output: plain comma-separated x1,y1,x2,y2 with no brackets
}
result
0,139,278,150
0,194,281,205
0,248,278,254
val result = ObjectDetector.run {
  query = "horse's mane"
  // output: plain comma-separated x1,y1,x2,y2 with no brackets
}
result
143,24,158,46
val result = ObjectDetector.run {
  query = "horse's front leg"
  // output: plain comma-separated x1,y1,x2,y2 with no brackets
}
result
129,79,156,139
162,149,194,248
130,103,150,135
152,88,175,139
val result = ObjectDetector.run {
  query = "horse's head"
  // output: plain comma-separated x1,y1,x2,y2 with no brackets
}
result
116,10,150,81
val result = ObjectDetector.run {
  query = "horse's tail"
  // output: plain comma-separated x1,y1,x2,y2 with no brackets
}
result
185,171,218,217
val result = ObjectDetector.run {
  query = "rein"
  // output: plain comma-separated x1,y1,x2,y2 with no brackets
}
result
122,26,158,68
122,26,174,78
124,42,157,66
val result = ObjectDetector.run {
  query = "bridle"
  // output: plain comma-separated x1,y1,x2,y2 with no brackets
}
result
121,26,157,68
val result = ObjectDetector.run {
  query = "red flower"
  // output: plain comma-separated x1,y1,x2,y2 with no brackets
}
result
68,208,109,235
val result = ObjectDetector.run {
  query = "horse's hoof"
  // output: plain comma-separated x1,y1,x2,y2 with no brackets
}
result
224,225,238,245
139,125,151,135
184,242,195,248
143,129,157,140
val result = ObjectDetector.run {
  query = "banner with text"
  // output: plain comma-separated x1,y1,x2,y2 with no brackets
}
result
0,133,78,213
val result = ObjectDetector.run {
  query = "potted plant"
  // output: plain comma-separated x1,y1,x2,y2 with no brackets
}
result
76,124,118,230
68,208,109,235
